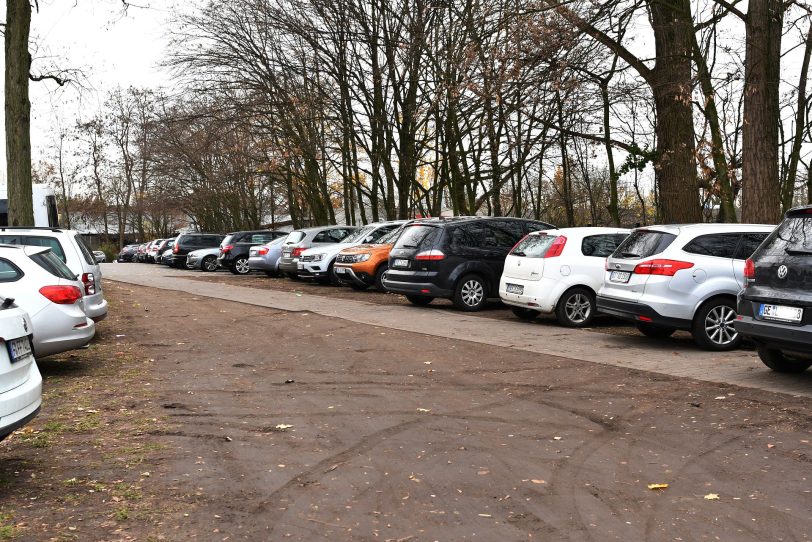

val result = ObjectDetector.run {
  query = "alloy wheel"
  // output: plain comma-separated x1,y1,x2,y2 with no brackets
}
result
203,257,218,272
704,305,738,346
460,279,484,307
564,293,592,324
235,258,250,274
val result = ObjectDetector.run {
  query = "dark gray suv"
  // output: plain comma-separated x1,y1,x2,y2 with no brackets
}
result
735,206,812,372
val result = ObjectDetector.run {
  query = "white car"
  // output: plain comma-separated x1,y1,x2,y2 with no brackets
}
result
0,245,95,357
0,228,108,322
597,223,775,350
297,221,406,283
0,299,41,441
500,228,630,327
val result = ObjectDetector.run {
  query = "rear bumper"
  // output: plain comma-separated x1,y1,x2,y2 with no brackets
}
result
735,315,812,357
279,260,299,274
596,295,691,330
248,256,275,272
381,276,451,298
0,362,42,440
33,316,96,358
84,296,108,322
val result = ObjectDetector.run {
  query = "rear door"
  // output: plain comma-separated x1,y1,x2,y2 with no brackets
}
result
750,214,812,305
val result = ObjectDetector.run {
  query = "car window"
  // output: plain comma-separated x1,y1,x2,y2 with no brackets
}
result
733,233,769,260
482,221,519,248
0,258,22,282
203,236,222,246
394,225,440,250
582,234,628,258
73,234,97,265
330,228,354,242
251,233,277,244
754,216,812,258
30,251,76,280
498,220,526,241
0,235,68,263
613,230,677,259
379,226,404,245
286,231,306,244
313,230,333,243
449,224,484,250
510,234,558,257
683,233,740,259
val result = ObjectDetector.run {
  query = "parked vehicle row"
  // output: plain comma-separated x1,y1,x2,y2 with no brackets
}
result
120,207,812,372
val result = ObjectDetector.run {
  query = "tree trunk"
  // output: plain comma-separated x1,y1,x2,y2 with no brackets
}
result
784,22,811,210
741,0,784,223
5,0,34,226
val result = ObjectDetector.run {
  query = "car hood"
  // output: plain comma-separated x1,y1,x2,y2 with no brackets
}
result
338,243,393,255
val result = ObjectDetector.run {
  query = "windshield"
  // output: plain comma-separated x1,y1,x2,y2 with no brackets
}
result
756,216,812,257
510,234,558,257
343,226,375,244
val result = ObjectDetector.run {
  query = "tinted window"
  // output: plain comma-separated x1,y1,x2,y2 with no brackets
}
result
683,234,740,259
613,231,677,259
0,259,22,282
755,217,812,258
526,220,556,233
30,251,75,280
511,234,558,257
582,234,628,257
73,235,97,265
733,233,769,260
0,235,67,262
394,225,440,250
313,230,334,243
200,236,222,246
487,221,523,247
250,233,277,244
450,224,487,250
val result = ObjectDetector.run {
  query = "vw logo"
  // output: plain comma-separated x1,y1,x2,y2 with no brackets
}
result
22,318,28,333
777,265,788,279
615,264,621,269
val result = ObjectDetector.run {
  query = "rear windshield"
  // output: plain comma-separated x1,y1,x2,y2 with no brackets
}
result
379,227,404,245
286,231,306,244
755,216,812,258
0,235,66,262
222,235,234,246
30,250,76,280
612,230,676,259
510,234,558,257
394,225,439,250
73,234,97,265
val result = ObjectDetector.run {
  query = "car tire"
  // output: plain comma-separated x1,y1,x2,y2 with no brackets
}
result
264,270,279,278
202,256,218,272
757,347,812,373
374,264,389,292
692,298,741,351
511,307,540,320
230,257,251,275
555,287,596,327
406,295,433,306
350,283,369,291
453,274,488,312
636,324,676,338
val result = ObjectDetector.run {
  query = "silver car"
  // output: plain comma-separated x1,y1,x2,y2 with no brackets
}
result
596,223,775,350
278,226,358,279
186,247,220,271
248,237,287,277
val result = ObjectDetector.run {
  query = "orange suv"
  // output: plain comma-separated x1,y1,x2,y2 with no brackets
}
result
334,225,406,290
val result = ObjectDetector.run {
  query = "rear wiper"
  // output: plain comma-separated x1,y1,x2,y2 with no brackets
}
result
401,244,418,248
621,252,640,258
785,248,812,255
512,250,526,257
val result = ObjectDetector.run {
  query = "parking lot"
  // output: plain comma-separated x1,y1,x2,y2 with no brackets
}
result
0,266,810,541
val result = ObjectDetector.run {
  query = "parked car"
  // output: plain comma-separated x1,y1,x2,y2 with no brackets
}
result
92,250,106,263
278,226,358,279
735,207,812,372
299,221,405,283
0,227,108,322
160,245,175,266
0,245,95,357
0,297,41,442
596,223,774,350
333,225,408,290
146,239,165,263
247,237,288,277
187,247,221,271
116,244,139,262
156,240,174,264
165,233,226,268
499,227,630,327
217,230,287,275
135,243,149,263
383,217,556,311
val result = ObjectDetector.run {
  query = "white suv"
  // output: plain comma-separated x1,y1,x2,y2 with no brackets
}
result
597,223,774,350
500,227,630,327
0,228,108,322
0,298,41,441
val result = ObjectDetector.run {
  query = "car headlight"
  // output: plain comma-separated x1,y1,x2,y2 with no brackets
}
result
312,254,325,262
357,254,371,262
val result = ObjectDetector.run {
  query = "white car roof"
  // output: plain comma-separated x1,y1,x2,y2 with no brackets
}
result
639,223,776,235
527,227,631,237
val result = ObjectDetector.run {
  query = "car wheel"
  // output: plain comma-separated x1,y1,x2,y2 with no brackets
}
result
202,255,218,272
406,295,433,306
636,324,676,338
692,298,741,351
453,275,487,312
231,257,251,275
757,347,812,373
374,264,389,291
511,307,540,320
555,287,595,327
350,283,369,291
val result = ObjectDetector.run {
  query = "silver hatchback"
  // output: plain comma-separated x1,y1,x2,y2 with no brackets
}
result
596,223,775,350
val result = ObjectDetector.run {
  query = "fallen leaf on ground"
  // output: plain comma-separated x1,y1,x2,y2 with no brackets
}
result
530,479,546,484
647,483,669,490
704,493,720,500
478,513,492,518
553,436,562,441
275,424,294,430
416,408,431,413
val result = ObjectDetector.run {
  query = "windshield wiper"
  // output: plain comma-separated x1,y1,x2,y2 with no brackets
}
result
621,252,640,258
785,248,812,255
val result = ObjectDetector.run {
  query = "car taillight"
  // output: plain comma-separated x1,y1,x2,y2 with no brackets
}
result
258,247,269,256
415,249,445,261
39,285,82,305
173,244,179,254
743,258,755,287
81,273,96,295
633,259,694,276
292,247,306,257
221,245,233,254
542,236,567,258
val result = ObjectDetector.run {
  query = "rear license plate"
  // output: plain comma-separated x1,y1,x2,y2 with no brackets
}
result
283,251,291,257
297,262,304,270
7,336,32,363
759,304,803,323
609,271,631,283
335,267,347,274
505,283,524,295
394,259,410,268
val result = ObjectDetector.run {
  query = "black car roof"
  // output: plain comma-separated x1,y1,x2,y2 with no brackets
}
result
409,216,556,228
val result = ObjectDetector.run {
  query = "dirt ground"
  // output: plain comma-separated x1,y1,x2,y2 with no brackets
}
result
0,279,810,541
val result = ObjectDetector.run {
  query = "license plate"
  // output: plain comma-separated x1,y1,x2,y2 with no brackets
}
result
283,251,291,257
609,270,631,283
759,304,803,323
297,262,304,270
7,336,32,363
505,283,524,295
394,259,409,268
335,267,347,274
